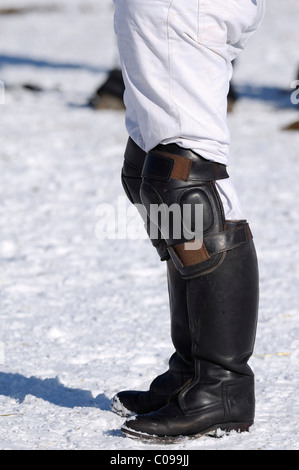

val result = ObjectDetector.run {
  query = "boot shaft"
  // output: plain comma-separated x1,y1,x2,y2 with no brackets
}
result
178,238,259,421
187,238,259,376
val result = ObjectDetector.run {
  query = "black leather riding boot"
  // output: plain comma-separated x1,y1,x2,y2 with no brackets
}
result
121,144,259,441
111,138,193,417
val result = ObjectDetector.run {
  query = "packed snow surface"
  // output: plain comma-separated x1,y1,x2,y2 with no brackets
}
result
0,0,298,450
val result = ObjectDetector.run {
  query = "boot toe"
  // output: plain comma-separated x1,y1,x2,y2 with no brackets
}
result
121,402,186,440
122,414,167,440
111,391,144,417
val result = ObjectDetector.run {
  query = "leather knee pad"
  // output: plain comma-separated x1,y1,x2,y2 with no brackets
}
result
140,144,253,279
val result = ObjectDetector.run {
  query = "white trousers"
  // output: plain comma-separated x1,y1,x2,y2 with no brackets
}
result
113,0,265,219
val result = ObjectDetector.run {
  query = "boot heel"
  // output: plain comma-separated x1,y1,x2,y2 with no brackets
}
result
225,422,253,433
209,422,253,438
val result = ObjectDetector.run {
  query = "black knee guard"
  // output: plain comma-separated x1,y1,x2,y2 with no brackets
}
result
121,138,170,261
140,144,253,279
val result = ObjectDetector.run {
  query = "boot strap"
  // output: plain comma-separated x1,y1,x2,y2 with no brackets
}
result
143,146,229,182
169,223,253,270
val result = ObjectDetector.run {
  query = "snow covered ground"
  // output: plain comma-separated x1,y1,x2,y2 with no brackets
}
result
0,0,298,451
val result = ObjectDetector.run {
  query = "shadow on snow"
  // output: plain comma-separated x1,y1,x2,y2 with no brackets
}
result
0,53,106,74
235,83,297,110
0,372,111,410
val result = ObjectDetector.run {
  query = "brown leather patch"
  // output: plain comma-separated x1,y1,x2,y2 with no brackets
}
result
174,241,210,267
170,154,192,181
153,151,192,181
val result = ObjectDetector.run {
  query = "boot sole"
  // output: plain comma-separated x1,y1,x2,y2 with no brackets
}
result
121,421,253,444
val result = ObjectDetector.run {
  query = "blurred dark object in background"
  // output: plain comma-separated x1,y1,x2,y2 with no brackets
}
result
88,68,125,111
227,83,238,113
0,5,61,15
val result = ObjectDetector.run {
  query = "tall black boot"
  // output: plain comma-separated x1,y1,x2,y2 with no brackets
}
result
111,139,193,417
121,144,259,441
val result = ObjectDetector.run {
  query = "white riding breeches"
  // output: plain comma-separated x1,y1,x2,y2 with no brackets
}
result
113,0,265,219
